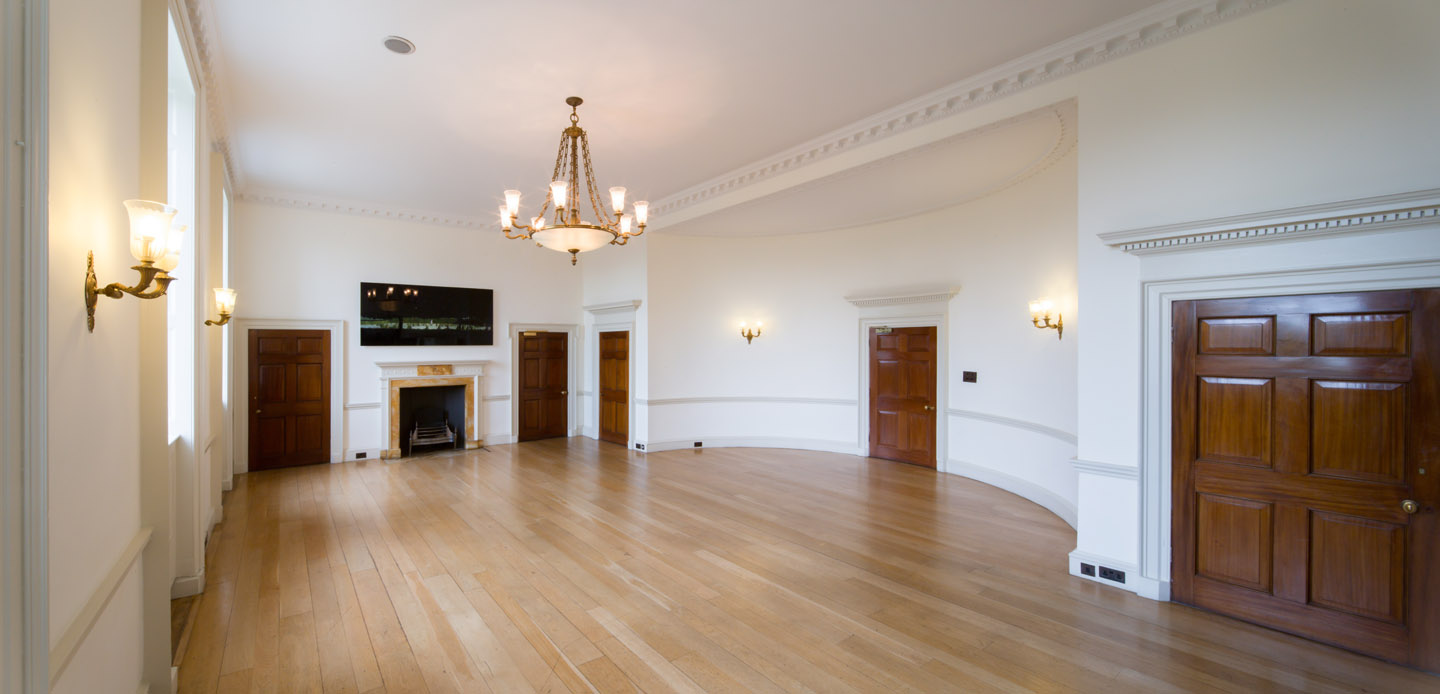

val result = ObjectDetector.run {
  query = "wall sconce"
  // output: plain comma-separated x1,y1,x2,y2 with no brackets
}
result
1029,298,1063,339
205,288,237,327
740,320,763,344
84,200,185,332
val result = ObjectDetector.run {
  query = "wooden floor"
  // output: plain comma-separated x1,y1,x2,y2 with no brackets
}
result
177,439,1437,693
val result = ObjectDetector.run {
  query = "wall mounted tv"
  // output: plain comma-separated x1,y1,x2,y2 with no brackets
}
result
360,282,494,346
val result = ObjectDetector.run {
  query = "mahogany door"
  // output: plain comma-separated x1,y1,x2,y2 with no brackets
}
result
598,330,629,446
1172,289,1439,669
248,329,331,471
869,326,938,467
519,331,568,442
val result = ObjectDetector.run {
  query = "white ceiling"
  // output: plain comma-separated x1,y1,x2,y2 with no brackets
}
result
208,0,1161,226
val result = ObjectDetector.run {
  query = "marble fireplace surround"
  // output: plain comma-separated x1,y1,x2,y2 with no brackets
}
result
377,360,490,459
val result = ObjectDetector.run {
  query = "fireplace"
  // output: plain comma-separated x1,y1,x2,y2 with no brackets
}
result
398,384,465,456
375,360,490,459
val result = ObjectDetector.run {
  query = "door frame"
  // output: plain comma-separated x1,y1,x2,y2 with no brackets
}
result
585,301,640,449
230,318,345,473
857,312,950,470
1141,259,1440,602
508,322,580,443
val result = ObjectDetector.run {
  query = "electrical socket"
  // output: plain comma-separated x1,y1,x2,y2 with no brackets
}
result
694,442,703,448
1080,563,1095,577
635,443,645,451
1098,566,1126,583
355,452,367,460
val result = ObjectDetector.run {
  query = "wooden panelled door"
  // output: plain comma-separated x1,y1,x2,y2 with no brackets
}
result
598,330,629,446
519,331,568,442
1173,289,1439,670
869,326,939,467
248,329,331,471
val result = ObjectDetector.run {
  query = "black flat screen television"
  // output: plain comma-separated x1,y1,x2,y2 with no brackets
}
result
360,282,494,346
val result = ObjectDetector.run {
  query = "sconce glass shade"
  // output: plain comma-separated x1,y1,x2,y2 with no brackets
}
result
124,199,179,264
213,287,237,315
154,225,186,272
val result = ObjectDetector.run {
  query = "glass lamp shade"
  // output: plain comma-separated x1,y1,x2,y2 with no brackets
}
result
633,200,649,226
620,214,633,236
213,288,237,315
550,180,568,208
504,190,521,217
609,186,626,213
498,205,511,229
154,225,186,272
531,226,616,255
124,199,179,264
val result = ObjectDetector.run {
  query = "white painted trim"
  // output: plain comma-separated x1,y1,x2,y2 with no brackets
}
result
508,323,581,441
1068,549,1166,601
2,0,50,689
237,189,493,229
947,460,1076,528
169,572,203,599
1137,258,1440,600
230,319,346,473
49,528,153,687
642,437,864,456
854,293,957,470
483,394,510,402
845,288,960,308
1102,187,1440,254
1070,457,1139,480
344,401,380,411
644,396,857,407
649,0,1284,222
586,303,640,449
176,0,238,188
947,409,1076,445
484,432,517,446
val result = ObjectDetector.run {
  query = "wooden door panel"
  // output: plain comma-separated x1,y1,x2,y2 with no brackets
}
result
1195,493,1273,592
1200,316,1276,355
249,329,330,471
1197,377,1273,468
598,330,628,446
296,363,325,402
1312,313,1409,356
1310,511,1405,622
869,326,937,468
1311,381,1405,483
1174,289,1439,670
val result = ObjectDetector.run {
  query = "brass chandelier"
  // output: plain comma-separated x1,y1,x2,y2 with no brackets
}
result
500,96,648,265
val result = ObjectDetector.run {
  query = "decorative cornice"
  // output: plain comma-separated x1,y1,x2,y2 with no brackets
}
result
237,189,494,228
846,288,960,308
947,409,1077,445
1102,187,1440,255
639,396,858,407
1071,458,1140,480
182,0,240,188
583,300,643,316
650,0,1286,220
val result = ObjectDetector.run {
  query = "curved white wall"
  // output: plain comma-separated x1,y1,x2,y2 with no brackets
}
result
641,149,1079,524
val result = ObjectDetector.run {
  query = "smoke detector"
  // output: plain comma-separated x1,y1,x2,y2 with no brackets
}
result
383,36,416,55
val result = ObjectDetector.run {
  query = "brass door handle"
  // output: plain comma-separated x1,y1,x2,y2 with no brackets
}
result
561,391,569,395
255,409,261,414
1402,499,1419,514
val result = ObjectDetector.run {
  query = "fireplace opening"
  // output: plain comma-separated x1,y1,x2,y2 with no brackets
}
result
398,385,466,457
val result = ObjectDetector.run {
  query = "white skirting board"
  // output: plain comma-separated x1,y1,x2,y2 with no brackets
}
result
946,459,1077,529
640,436,864,456
343,448,383,461
1069,549,1168,601
170,571,204,599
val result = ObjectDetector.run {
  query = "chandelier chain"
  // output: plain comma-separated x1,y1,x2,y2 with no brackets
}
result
581,133,616,227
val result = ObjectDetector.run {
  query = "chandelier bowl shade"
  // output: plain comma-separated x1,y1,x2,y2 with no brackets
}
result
531,226,617,255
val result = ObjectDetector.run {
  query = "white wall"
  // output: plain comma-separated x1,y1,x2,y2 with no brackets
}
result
230,202,584,459
579,236,649,443
644,149,1079,520
46,0,146,690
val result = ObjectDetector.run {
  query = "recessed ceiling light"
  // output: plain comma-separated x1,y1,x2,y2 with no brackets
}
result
383,36,415,55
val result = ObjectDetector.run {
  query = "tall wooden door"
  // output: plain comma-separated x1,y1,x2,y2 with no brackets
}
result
248,329,331,471
1173,289,1439,669
598,330,629,446
869,326,938,467
519,331,568,442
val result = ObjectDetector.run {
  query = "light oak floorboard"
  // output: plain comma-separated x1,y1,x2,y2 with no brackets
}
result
177,439,1438,692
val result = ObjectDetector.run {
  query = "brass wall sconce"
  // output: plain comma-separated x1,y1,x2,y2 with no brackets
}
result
740,321,763,344
1029,298,1063,339
85,200,185,332
205,288,237,327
